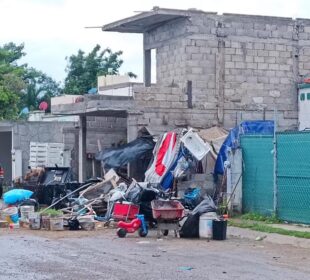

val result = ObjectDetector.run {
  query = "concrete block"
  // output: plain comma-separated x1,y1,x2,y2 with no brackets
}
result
268,64,279,70
257,63,268,70
254,42,265,50
269,50,280,57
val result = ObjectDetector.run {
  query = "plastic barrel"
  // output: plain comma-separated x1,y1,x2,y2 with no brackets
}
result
212,220,227,240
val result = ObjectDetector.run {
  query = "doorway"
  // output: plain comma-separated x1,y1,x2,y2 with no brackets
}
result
0,131,12,185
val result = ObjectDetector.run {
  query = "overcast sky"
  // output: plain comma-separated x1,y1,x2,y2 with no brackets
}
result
1,0,310,84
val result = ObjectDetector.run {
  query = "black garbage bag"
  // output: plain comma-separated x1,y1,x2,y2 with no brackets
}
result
139,201,157,224
180,196,217,238
179,213,200,238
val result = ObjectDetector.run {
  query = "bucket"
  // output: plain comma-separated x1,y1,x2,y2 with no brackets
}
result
29,213,41,230
49,217,64,231
212,220,227,240
20,206,35,221
199,212,217,239
41,215,51,230
2,207,19,223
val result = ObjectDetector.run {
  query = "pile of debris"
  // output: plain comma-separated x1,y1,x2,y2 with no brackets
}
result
0,128,229,240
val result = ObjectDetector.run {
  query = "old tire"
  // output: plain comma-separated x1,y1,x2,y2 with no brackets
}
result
117,228,127,238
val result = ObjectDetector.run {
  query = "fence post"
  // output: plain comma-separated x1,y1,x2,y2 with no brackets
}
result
273,107,278,215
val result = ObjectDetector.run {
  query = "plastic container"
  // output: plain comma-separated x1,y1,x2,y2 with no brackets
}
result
199,212,217,239
151,200,185,220
113,202,140,221
180,130,210,160
41,215,50,230
20,205,35,221
212,220,227,240
49,217,64,231
2,207,19,223
29,212,41,230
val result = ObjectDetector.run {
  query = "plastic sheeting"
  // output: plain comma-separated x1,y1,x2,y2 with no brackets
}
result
214,121,274,176
95,137,155,169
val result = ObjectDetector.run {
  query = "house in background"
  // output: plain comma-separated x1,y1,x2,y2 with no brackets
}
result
51,7,310,180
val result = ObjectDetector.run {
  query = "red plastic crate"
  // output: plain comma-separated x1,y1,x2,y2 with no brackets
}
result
112,202,140,221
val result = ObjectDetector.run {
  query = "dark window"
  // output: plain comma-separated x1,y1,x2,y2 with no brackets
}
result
300,93,305,101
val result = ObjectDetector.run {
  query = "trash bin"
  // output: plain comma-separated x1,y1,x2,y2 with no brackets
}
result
212,220,227,240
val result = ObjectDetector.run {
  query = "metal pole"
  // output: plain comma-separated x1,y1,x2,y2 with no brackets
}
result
273,106,278,214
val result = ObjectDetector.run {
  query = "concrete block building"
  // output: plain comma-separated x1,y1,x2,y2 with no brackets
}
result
52,7,310,181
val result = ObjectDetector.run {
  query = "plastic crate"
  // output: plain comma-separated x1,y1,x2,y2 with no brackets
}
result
113,202,139,221
151,200,185,220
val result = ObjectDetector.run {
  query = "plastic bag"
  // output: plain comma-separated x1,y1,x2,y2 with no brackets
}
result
183,188,203,210
3,189,33,205
191,195,217,216
124,183,143,204
179,214,200,238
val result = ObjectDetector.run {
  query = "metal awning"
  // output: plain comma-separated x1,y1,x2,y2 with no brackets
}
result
102,8,193,33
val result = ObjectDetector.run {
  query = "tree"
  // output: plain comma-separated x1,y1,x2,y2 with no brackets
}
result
64,44,136,94
0,42,61,119
0,43,26,120
21,68,61,112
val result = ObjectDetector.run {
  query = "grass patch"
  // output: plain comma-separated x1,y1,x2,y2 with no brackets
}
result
229,220,310,239
241,212,282,224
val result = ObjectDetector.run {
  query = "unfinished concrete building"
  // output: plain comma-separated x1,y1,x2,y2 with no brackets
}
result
52,7,310,180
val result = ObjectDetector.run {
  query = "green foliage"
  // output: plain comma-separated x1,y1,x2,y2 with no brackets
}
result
0,42,26,120
40,208,63,217
22,67,61,112
64,44,136,94
0,42,61,119
241,212,282,224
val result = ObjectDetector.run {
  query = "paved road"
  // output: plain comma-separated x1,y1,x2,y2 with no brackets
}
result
0,229,309,280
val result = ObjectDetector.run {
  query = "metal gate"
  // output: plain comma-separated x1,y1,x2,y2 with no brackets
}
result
241,135,274,215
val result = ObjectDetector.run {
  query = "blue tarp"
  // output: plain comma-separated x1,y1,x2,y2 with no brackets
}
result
214,121,274,176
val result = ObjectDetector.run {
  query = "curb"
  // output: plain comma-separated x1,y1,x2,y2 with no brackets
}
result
228,226,310,249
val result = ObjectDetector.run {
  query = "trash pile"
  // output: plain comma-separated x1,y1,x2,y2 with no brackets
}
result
0,128,228,241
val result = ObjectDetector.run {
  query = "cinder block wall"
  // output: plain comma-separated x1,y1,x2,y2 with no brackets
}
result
138,12,310,131
12,118,127,181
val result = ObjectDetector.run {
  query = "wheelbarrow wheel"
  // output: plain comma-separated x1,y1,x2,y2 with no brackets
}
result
117,228,127,238
162,230,169,236
138,228,148,237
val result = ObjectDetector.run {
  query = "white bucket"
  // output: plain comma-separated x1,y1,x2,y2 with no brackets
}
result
29,212,41,230
199,212,217,239
49,217,64,231
20,206,35,221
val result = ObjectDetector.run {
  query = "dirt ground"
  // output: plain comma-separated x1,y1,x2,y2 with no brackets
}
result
0,228,309,280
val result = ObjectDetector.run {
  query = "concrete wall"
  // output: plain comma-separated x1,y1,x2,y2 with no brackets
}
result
10,117,127,181
141,12,310,130
12,121,75,178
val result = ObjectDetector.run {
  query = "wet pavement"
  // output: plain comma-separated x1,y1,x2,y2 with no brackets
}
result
0,229,309,280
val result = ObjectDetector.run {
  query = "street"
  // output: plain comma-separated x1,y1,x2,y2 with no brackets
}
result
0,229,309,280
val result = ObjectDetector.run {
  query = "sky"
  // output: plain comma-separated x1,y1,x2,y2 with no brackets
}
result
1,0,310,84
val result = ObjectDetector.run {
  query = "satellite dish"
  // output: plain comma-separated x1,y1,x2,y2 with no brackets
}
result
39,101,48,111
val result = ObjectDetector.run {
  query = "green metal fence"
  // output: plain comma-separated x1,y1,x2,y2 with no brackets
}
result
241,135,274,215
277,132,310,224
241,132,310,224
